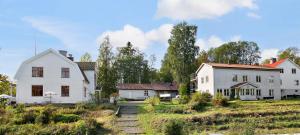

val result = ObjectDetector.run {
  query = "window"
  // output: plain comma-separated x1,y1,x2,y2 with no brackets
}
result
256,89,261,96
84,87,87,97
61,68,70,78
296,80,299,86
32,85,43,96
269,76,274,83
201,77,204,84
269,89,274,97
232,75,238,82
243,75,248,82
280,69,284,73
292,68,297,74
246,89,249,95
256,76,261,83
224,89,230,96
217,89,222,94
144,90,149,96
32,67,43,77
241,89,245,95
61,86,69,97
206,76,209,83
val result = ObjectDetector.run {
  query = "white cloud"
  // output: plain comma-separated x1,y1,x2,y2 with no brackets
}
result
247,12,261,19
156,0,258,20
196,35,242,50
98,24,173,50
261,48,279,61
22,16,93,52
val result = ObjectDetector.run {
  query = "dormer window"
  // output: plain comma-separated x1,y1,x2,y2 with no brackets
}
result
242,75,248,82
32,67,43,77
280,69,284,73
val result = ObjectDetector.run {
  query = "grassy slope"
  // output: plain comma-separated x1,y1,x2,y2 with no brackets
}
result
137,100,300,134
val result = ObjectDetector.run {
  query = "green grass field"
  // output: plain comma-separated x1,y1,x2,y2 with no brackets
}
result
137,100,300,135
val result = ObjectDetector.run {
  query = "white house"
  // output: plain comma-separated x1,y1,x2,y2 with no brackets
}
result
117,83,178,100
14,49,96,104
265,58,300,98
195,63,281,100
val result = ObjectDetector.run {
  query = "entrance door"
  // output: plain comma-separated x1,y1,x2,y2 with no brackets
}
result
230,89,235,99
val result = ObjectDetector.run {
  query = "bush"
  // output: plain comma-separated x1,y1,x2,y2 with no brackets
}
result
15,104,25,113
163,119,184,135
201,92,212,102
212,93,228,107
189,92,209,111
171,98,180,105
179,83,188,96
145,96,160,106
35,107,53,124
53,114,80,123
179,95,189,104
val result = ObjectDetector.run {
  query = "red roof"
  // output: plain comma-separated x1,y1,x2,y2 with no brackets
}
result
206,63,279,70
264,58,288,68
117,83,178,91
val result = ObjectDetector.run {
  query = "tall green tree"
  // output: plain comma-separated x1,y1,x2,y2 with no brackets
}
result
0,74,15,95
196,50,209,67
165,22,199,84
159,54,173,83
208,41,261,65
115,42,151,83
278,47,300,65
97,36,117,98
80,52,92,62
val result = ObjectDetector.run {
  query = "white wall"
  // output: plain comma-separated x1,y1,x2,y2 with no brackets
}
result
213,68,281,100
83,70,96,100
196,64,214,95
119,90,156,100
16,52,88,104
277,60,300,96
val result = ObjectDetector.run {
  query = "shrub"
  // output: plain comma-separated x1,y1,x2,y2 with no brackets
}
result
212,93,228,107
53,114,80,123
145,96,160,106
189,92,208,111
15,104,25,113
171,98,180,105
22,110,37,124
163,119,184,135
201,92,212,102
179,83,188,96
35,107,52,124
179,95,189,104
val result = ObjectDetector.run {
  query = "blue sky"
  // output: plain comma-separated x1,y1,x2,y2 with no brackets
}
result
0,0,300,80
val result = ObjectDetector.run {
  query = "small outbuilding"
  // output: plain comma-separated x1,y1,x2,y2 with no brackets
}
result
117,83,178,100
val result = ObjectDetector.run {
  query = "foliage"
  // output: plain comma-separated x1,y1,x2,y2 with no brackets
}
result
52,114,80,123
207,41,261,65
80,52,92,62
163,119,184,135
164,22,199,84
35,106,53,124
115,42,151,83
179,95,189,104
145,96,160,106
189,92,211,111
0,74,15,96
159,54,174,83
278,47,300,65
171,98,180,105
179,83,188,96
97,36,118,98
212,93,228,107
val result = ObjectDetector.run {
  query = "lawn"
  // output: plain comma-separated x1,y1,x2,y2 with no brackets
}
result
0,103,119,135
137,99,300,135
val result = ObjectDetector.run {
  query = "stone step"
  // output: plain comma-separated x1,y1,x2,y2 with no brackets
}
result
121,114,137,118
117,121,139,127
117,117,138,121
121,127,144,134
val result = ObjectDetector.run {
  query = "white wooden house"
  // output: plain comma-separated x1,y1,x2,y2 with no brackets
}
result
265,58,300,98
117,83,178,100
195,63,281,100
14,49,96,104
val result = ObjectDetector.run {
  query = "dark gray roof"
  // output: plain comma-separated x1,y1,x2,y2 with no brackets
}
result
76,62,96,84
117,83,178,91
76,62,96,70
